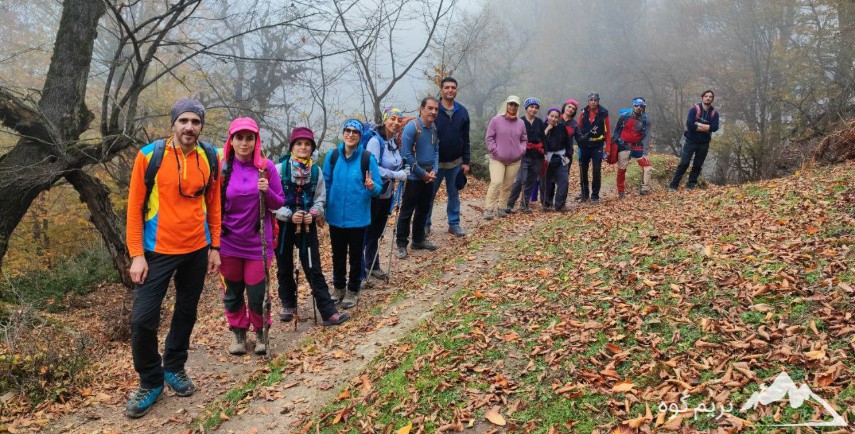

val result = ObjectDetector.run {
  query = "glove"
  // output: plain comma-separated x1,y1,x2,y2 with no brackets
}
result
272,207,292,222
393,169,408,181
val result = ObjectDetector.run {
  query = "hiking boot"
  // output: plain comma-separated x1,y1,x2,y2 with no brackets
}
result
618,192,626,199
124,385,163,418
322,311,351,326
504,206,516,214
339,290,359,310
331,287,345,303
370,268,388,280
574,194,589,202
396,245,408,259
590,197,600,204
164,370,195,397
254,330,267,355
411,240,437,251
229,328,247,355
448,225,466,237
483,210,494,220
519,204,532,214
497,208,509,218
639,190,649,196
279,307,295,322
542,204,553,212
668,186,677,192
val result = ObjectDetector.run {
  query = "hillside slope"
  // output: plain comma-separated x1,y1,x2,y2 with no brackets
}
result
312,161,854,433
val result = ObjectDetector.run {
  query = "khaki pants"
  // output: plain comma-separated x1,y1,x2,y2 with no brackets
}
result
485,158,521,211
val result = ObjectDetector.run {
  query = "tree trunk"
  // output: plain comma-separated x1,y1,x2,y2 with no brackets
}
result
0,0,106,274
65,170,132,288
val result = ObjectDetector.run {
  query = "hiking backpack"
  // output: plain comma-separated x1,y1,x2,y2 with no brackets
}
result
693,103,717,123
279,155,321,211
143,138,219,220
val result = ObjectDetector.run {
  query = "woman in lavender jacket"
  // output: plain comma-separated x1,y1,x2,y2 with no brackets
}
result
483,95,527,220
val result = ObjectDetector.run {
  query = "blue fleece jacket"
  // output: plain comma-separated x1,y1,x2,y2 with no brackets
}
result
684,104,719,144
434,101,471,164
400,117,439,181
323,143,383,228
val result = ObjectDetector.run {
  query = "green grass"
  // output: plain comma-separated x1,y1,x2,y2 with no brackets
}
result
194,359,290,431
0,244,121,311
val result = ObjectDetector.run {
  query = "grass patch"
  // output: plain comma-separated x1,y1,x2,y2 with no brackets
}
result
0,244,120,311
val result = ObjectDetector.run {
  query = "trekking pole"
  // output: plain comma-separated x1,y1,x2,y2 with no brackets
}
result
387,177,407,282
293,248,300,332
258,171,272,359
302,220,317,325
364,180,397,289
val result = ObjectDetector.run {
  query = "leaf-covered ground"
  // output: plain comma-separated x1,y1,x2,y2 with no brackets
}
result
5,160,853,433
314,162,855,433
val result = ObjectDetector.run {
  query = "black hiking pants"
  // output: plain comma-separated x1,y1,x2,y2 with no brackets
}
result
275,220,337,319
131,247,207,388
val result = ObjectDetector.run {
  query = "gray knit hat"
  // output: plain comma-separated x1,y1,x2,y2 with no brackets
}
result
170,98,206,126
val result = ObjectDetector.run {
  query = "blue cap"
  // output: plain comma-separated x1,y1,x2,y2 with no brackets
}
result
524,97,541,109
342,119,363,134
632,98,646,107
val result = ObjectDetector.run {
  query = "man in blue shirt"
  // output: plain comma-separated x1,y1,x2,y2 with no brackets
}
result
395,96,440,259
426,77,470,237
670,90,720,190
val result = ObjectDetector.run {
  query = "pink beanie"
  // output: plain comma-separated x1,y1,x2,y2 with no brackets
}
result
223,117,265,170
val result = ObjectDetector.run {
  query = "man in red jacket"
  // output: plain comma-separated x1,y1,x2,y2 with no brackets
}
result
612,98,652,198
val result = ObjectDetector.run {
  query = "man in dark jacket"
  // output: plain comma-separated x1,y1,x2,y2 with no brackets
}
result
426,77,470,237
577,93,610,204
670,90,720,190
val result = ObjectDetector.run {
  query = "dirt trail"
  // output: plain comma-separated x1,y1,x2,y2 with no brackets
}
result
44,174,618,433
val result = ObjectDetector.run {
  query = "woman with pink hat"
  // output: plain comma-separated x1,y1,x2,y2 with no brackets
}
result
219,117,285,356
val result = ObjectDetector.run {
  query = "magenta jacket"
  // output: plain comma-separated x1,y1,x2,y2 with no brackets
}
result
220,158,284,260
485,115,527,165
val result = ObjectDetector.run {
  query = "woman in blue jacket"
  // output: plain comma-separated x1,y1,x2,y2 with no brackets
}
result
323,119,383,309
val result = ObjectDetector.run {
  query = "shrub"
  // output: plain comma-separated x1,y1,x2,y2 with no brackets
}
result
0,243,120,312
0,297,93,411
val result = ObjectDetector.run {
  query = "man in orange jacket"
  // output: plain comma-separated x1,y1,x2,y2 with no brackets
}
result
124,99,221,418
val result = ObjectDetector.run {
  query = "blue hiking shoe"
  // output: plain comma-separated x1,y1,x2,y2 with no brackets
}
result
124,385,163,418
164,370,195,397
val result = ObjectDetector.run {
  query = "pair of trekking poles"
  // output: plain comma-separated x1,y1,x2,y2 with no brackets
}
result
363,177,408,289
257,169,316,358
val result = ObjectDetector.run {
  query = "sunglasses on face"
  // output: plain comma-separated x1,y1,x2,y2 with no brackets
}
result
343,129,360,136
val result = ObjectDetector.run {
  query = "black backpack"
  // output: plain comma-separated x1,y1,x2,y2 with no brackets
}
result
327,147,371,183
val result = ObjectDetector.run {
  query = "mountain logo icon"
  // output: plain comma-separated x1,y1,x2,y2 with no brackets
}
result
739,371,847,427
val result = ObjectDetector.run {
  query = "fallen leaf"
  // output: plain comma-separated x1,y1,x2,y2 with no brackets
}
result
804,349,825,360
612,381,634,393
397,422,413,434
485,406,506,426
